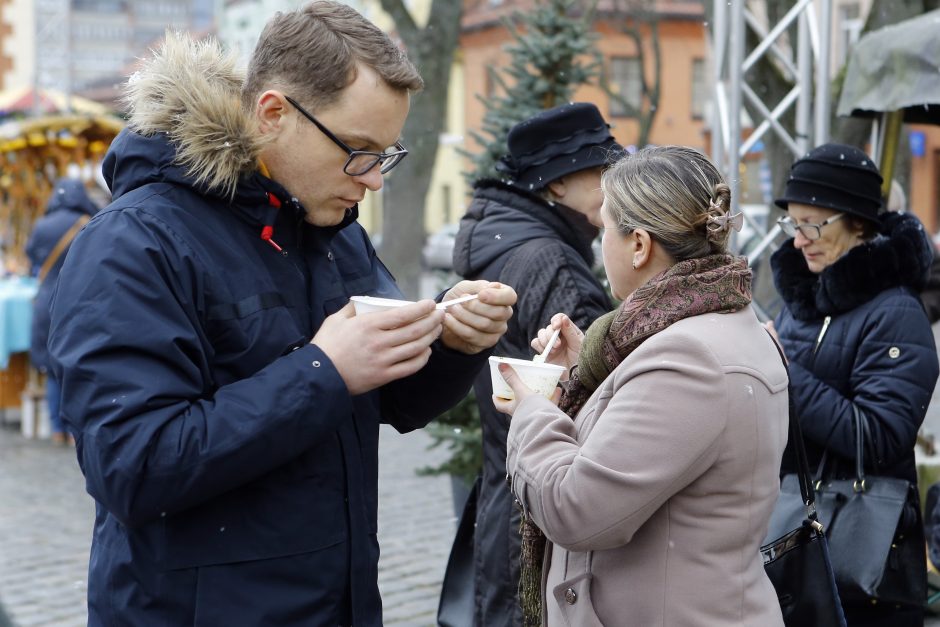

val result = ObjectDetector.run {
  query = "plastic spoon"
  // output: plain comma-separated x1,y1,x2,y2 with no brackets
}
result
436,293,479,310
533,328,561,363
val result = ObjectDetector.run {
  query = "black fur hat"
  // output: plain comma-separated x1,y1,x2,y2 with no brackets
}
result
497,103,623,192
775,143,883,224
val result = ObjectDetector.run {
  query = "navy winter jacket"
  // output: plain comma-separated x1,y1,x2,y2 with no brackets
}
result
47,41,485,627
771,211,938,627
771,212,938,485
25,178,97,371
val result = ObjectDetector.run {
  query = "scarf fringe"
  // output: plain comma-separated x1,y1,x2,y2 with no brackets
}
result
518,510,546,626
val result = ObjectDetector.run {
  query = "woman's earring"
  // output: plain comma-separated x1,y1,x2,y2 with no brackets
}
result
632,259,637,270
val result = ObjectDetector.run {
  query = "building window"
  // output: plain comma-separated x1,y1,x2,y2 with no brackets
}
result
836,2,863,68
609,57,642,118
691,58,706,120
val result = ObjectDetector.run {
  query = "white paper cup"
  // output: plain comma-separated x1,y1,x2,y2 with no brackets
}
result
488,356,565,400
350,295,414,315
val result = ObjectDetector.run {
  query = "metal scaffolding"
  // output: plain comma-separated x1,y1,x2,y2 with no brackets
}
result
710,0,832,317
33,0,71,113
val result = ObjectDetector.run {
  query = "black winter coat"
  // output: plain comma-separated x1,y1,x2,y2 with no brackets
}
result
25,178,97,371
452,180,610,627
47,46,486,627
771,211,939,626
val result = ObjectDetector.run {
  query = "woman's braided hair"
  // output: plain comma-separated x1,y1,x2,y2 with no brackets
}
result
601,146,735,260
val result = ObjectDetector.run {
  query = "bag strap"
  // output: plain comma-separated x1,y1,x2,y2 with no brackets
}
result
816,405,871,485
38,214,91,283
766,330,819,520
850,404,878,488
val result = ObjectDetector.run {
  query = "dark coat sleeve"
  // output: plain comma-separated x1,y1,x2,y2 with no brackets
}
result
380,342,490,433
48,210,355,528
786,295,938,470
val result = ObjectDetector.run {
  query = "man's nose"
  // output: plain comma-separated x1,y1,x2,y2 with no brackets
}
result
354,166,384,192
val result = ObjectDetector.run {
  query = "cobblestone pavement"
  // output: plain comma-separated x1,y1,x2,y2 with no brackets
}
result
0,423,457,626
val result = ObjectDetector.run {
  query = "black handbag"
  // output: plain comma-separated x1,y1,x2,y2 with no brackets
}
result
760,341,846,626
437,477,479,627
765,406,925,608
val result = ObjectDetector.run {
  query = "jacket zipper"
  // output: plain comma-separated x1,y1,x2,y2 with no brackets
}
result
813,315,831,357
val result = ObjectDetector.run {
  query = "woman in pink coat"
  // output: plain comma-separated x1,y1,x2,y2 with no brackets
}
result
496,146,788,626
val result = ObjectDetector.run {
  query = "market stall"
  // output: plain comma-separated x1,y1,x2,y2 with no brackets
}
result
0,111,122,428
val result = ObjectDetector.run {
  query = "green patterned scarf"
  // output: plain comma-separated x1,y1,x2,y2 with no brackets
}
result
518,254,752,625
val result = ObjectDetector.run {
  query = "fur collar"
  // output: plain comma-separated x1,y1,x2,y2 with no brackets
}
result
771,212,933,320
123,32,268,198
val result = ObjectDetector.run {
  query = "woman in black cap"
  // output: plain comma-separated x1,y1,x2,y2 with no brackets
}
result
768,142,938,626
448,102,619,626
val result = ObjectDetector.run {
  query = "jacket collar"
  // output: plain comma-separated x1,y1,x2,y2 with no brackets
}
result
771,211,933,319
453,179,597,277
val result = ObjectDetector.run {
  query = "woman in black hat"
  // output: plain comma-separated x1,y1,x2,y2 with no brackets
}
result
768,142,938,626
447,102,619,627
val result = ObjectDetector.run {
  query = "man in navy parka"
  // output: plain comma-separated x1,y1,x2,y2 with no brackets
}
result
46,4,516,625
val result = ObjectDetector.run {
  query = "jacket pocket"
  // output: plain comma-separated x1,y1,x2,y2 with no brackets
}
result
205,292,306,380
160,468,347,571
551,572,605,627
191,542,350,626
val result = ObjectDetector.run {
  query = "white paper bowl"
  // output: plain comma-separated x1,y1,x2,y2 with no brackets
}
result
488,356,565,400
350,295,414,315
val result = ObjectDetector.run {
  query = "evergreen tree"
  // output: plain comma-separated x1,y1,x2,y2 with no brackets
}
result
466,0,601,184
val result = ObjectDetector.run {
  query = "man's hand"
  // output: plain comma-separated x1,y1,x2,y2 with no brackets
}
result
439,281,516,354
312,301,444,395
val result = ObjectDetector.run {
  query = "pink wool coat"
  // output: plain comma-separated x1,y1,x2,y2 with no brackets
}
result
507,308,788,626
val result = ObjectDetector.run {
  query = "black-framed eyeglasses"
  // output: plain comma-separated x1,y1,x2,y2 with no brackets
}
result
284,95,408,176
777,213,845,241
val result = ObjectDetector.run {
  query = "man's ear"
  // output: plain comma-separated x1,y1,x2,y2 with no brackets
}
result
255,90,288,135
546,177,567,199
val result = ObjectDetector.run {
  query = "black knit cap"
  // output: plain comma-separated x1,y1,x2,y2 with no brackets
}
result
496,102,624,191
775,142,883,223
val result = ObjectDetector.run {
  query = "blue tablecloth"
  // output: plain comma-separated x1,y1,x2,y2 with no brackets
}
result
0,276,37,370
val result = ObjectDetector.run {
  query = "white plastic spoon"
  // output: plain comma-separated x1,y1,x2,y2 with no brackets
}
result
533,328,561,363
436,293,479,309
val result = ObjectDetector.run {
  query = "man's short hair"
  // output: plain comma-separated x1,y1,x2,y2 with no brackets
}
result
242,0,424,112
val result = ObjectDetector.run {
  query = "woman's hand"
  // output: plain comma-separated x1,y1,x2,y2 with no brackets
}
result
493,363,562,416
531,314,584,378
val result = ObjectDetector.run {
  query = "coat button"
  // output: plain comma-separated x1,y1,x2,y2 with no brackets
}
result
888,347,900,359
312,361,321,368
564,588,577,604
327,251,334,261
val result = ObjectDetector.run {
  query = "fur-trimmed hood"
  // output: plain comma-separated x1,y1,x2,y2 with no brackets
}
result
112,31,268,200
771,211,934,320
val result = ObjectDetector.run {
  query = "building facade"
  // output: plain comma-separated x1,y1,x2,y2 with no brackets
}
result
460,0,708,167
29,0,213,105
0,0,34,91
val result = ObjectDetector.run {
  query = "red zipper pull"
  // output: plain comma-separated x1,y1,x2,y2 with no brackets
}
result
261,192,283,251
